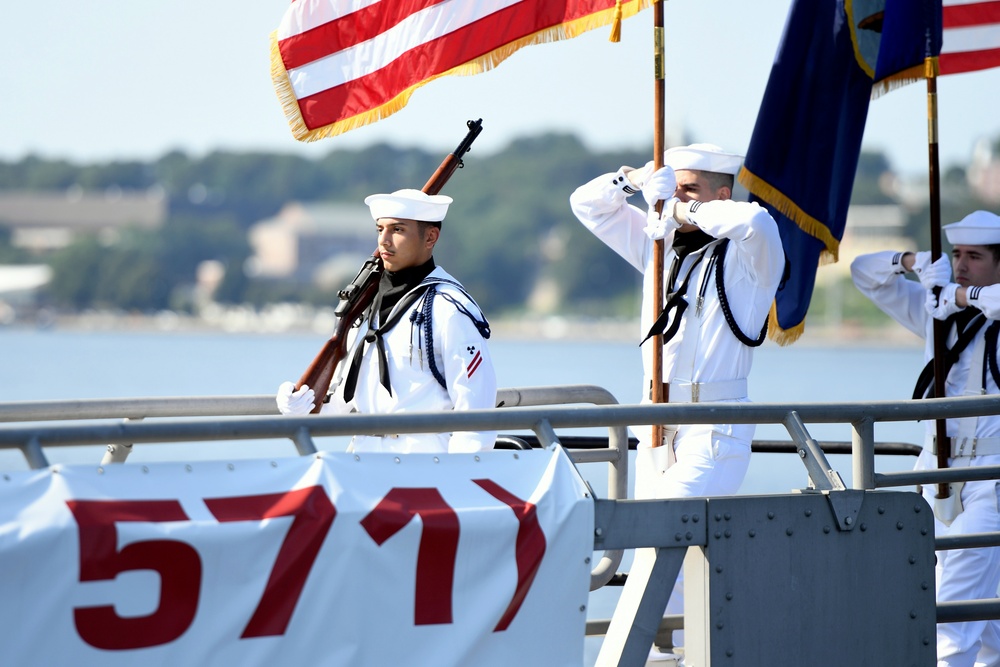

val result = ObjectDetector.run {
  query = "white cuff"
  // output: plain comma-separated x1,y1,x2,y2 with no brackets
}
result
611,167,641,197
891,251,908,275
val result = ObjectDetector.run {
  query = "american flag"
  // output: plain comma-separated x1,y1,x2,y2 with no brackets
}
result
271,0,650,142
941,0,1000,74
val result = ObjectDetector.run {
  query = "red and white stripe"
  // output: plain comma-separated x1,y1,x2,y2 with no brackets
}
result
467,349,483,378
271,0,647,141
941,0,1000,74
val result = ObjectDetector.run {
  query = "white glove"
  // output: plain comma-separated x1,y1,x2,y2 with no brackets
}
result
924,283,962,320
276,381,315,415
913,251,952,289
642,198,681,240
641,166,678,209
626,160,656,190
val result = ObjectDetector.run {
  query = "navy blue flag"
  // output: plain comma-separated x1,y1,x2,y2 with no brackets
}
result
875,0,943,93
738,0,941,345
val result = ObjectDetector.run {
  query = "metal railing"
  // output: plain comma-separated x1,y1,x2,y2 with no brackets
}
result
3,391,999,489
2,388,1000,634
0,385,630,589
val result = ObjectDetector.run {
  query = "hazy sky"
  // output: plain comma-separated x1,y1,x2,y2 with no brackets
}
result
3,0,999,178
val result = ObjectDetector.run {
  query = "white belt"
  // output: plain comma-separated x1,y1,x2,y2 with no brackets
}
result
927,435,1000,458
668,378,747,403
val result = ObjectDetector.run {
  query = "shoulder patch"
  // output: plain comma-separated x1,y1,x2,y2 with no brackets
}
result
466,345,484,379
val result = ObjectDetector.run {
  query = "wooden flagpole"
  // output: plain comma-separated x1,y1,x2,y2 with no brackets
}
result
650,0,667,448
925,56,951,499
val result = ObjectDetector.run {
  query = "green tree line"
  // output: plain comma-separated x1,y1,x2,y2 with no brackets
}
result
0,133,994,319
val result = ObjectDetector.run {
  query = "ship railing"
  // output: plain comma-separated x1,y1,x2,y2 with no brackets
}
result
0,384,630,589
3,389,996,494
2,388,1000,639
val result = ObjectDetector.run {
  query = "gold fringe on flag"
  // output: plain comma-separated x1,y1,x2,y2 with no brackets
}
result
609,0,623,42
738,166,840,346
737,167,840,262
871,63,925,99
872,57,939,99
271,1,653,143
767,301,805,347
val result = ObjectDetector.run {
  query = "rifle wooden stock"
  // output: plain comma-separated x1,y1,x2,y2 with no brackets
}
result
293,119,484,413
295,255,380,413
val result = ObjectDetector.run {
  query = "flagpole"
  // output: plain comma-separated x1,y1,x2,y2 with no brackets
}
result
925,56,950,499
650,0,666,448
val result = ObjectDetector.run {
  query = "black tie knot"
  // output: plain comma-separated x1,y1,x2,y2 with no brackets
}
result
342,284,430,403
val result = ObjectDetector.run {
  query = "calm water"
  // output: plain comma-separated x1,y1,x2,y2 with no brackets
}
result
0,326,927,452
0,327,928,665
0,325,928,515
0,328,926,404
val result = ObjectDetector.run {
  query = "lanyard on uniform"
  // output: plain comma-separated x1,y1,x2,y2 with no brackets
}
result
912,310,986,400
641,249,709,345
342,287,427,402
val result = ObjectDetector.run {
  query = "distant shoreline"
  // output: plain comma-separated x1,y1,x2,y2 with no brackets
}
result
4,309,923,349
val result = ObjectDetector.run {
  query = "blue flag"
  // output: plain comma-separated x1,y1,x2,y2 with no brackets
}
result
875,0,942,90
738,0,942,345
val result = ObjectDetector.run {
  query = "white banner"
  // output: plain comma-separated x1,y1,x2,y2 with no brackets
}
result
0,447,593,667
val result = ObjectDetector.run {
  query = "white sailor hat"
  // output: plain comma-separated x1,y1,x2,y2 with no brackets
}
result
943,210,1000,245
364,188,452,223
664,143,744,175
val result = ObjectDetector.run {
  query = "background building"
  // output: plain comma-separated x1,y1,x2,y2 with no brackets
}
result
0,187,166,254
247,202,374,289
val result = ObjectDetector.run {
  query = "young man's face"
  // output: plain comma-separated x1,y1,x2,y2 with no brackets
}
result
376,217,438,272
952,244,1000,287
672,169,732,233
673,169,731,204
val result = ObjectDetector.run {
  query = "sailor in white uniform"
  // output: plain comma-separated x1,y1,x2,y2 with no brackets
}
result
276,188,498,454
851,210,1000,667
570,144,784,658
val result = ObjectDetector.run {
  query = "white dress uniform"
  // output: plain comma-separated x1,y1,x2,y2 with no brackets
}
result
570,144,784,654
326,265,498,454
277,188,498,455
851,220,1000,667
569,158,784,497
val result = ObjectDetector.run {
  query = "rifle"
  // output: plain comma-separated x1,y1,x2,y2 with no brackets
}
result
294,118,484,413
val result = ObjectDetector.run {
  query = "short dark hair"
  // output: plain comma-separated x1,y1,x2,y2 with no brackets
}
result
987,244,1000,263
418,220,442,234
697,170,734,193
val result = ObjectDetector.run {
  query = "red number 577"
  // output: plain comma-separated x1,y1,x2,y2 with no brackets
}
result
67,480,545,651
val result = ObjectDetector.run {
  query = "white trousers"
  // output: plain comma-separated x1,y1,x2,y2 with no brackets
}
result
632,422,753,649
916,450,1000,667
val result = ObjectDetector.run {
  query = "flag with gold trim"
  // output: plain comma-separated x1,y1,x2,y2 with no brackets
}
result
739,0,942,345
271,0,650,142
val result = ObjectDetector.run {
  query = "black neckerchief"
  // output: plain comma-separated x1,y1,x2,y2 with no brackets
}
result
378,257,435,324
343,257,436,402
642,230,717,346
672,227,714,256
667,228,714,287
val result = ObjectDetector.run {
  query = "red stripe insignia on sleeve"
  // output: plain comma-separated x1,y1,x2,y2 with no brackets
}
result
466,346,483,378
